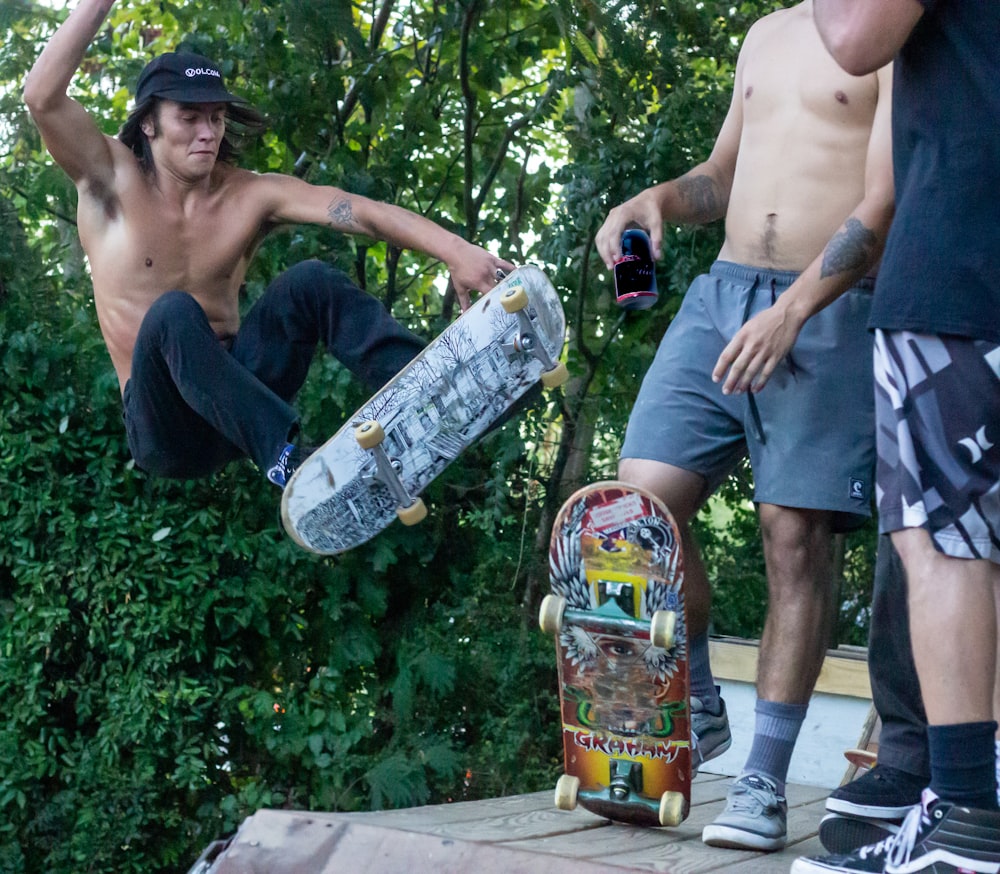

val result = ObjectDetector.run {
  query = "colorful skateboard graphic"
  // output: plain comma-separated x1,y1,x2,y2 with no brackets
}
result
541,481,691,827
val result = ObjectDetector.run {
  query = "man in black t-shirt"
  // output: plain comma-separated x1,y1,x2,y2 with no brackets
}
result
794,3,1000,874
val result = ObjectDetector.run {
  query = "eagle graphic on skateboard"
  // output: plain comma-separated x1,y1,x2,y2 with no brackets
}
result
541,481,691,827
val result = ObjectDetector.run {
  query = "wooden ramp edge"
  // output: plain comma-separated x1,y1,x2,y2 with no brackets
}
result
191,775,833,874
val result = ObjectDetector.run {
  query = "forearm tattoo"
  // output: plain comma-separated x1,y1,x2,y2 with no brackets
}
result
677,174,724,222
821,217,878,278
327,198,358,228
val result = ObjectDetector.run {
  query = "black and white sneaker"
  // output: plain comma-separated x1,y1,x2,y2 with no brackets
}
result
819,811,902,855
793,788,1000,874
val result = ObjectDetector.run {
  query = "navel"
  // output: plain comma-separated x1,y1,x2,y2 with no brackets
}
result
745,85,754,99
145,257,153,267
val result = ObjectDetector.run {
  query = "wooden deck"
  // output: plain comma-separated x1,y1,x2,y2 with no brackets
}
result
197,772,832,873
196,641,875,872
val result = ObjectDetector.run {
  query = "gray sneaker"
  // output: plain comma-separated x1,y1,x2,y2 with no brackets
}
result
691,692,732,776
702,773,788,851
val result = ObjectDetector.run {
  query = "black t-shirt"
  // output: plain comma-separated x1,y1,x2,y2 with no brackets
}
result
871,0,1000,342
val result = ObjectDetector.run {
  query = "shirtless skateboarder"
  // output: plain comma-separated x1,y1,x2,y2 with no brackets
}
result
24,0,513,489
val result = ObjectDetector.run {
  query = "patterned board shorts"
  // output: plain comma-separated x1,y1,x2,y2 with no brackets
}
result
874,329,1000,563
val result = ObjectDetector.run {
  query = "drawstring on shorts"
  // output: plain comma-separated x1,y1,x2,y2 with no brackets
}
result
738,275,799,446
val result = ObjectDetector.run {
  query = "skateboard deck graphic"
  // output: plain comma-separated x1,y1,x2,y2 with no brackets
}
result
281,265,566,555
541,481,691,827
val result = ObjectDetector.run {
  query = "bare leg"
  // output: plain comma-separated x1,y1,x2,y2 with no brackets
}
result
756,504,837,704
617,457,712,635
894,527,998,726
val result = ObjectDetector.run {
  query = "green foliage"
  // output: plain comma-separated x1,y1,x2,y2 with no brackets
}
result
0,1,875,871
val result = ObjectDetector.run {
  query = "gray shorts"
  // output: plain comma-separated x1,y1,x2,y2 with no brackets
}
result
874,330,1000,563
621,261,875,529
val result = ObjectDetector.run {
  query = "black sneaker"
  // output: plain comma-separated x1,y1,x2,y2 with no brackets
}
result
826,764,926,819
819,812,901,855
793,788,1000,874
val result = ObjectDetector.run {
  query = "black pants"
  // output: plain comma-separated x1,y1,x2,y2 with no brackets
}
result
868,535,930,780
122,260,423,479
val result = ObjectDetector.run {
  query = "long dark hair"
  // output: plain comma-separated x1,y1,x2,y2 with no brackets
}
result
118,98,267,172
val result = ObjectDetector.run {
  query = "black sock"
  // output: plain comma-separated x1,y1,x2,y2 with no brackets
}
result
928,720,999,810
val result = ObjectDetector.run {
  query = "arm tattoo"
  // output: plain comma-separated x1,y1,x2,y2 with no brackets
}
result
821,217,878,278
327,197,358,228
676,174,724,222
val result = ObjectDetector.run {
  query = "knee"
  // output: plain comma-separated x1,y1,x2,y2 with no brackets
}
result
760,506,831,548
278,259,364,306
760,506,835,584
142,290,206,332
617,458,705,525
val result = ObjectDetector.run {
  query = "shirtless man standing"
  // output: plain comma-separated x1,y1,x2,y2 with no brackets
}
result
23,0,512,488
595,1,893,851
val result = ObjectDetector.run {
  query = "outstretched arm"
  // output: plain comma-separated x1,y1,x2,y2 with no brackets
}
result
813,0,924,75
23,0,121,187
261,175,515,312
712,63,895,395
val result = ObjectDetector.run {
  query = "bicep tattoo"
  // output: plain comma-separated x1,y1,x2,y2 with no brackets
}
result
327,197,358,229
821,217,878,278
676,174,724,222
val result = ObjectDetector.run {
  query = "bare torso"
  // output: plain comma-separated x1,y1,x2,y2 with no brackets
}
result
718,2,880,271
77,152,269,393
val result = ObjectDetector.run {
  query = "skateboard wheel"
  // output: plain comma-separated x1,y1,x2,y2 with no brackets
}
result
396,497,427,526
355,420,385,449
500,285,529,313
649,610,676,650
658,791,685,827
540,361,569,388
554,774,579,811
538,594,566,635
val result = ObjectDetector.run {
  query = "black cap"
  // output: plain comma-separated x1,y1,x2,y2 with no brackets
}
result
134,51,245,105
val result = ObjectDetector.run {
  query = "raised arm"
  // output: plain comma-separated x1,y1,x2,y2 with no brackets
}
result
712,62,895,395
23,0,121,187
594,32,746,268
813,0,924,75
258,174,514,311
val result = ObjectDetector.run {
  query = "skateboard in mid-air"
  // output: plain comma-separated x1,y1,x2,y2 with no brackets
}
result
540,481,691,827
281,264,567,555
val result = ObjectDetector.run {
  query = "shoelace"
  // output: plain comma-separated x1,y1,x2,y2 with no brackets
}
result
886,802,930,869
851,801,924,864
729,777,783,813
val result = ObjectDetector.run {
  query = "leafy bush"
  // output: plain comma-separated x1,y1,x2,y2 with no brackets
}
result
0,287,564,871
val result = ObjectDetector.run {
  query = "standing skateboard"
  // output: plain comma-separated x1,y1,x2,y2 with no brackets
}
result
281,265,567,555
540,481,691,827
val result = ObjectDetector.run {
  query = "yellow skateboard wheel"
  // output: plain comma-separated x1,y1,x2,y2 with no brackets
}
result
658,790,685,826
554,774,580,811
396,498,427,526
541,361,569,388
650,610,676,650
500,285,529,313
355,420,384,449
538,594,566,635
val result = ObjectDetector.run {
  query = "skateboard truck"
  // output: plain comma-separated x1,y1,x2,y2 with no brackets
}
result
499,285,569,388
354,420,428,526
539,594,678,651
609,759,643,801
598,580,636,617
